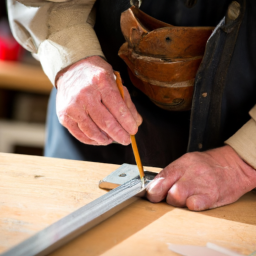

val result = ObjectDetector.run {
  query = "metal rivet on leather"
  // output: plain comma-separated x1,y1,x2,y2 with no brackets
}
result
130,0,142,8
227,1,241,21
165,37,171,43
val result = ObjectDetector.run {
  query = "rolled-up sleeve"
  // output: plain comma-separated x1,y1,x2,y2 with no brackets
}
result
225,105,256,169
7,0,104,85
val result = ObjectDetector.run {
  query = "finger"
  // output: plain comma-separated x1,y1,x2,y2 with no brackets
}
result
146,165,184,203
186,194,214,211
62,105,113,145
100,76,139,135
146,177,165,203
123,86,143,126
77,114,113,145
86,100,131,145
59,114,99,145
166,180,191,207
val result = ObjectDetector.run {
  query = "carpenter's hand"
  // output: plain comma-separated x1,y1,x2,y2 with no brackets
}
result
146,145,256,211
56,56,142,145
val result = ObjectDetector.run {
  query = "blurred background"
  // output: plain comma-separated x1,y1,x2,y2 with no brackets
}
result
0,1,52,156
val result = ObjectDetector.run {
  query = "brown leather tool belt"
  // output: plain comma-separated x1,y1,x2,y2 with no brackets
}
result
118,6,214,111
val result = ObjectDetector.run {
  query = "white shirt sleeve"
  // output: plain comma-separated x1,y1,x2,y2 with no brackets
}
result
225,105,256,169
7,0,104,85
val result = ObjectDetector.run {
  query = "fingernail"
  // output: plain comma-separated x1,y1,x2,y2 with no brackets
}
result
101,136,109,144
122,140,131,145
105,139,112,145
104,135,111,142
136,114,143,126
189,197,206,211
100,131,112,144
147,177,164,195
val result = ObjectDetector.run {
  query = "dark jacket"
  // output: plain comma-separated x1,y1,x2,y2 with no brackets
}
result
46,0,256,168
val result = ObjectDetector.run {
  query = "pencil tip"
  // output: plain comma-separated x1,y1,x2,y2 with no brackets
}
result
141,176,145,188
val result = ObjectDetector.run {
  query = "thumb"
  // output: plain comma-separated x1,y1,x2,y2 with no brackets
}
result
186,194,214,211
123,86,143,127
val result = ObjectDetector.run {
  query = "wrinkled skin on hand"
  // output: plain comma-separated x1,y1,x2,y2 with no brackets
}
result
147,145,256,211
56,56,142,145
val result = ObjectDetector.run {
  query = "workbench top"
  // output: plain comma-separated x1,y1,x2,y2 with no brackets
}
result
0,153,256,255
0,61,52,94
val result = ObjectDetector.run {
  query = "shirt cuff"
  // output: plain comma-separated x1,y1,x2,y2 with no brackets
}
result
225,105,256,169
37,23,105,86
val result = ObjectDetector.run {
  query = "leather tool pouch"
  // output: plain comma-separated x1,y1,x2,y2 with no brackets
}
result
118,6,214,111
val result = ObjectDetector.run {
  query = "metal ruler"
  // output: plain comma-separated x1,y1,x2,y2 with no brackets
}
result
2,164,157,256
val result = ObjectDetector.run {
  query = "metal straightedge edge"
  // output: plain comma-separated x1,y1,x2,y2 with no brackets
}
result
99,163,150,189
2,165,157,256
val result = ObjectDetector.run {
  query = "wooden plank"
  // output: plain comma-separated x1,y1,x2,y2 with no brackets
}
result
0,153,160,254
3,171,155,256
0,61,52,94
0,153,256,256
0,153,125,253
50,195,256,256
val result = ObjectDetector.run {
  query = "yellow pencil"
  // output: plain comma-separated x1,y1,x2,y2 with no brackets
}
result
114,71,145,187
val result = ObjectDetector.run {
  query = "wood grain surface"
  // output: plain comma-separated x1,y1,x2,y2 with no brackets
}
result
0,153,255,256
0,61,52,94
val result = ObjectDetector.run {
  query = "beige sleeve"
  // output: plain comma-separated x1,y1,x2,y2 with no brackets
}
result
7,0,104,85
225,105,256,169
